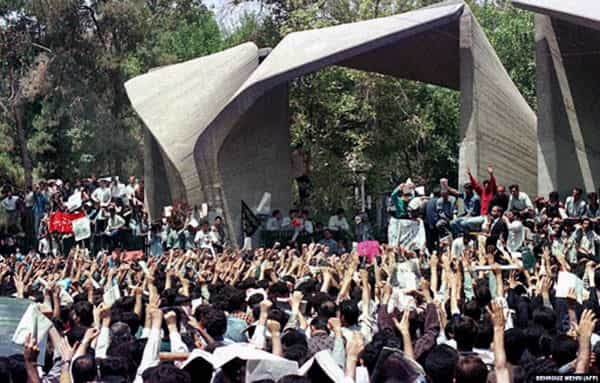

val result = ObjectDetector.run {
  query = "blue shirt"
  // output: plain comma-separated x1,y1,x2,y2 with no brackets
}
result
462,193,481,217
425,198,438,227
33,192,48,216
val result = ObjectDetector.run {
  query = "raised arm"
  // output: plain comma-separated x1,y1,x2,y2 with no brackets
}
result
575,309,597,373
488,301,510,383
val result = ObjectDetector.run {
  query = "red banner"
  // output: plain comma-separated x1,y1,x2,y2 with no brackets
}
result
48,211,86,234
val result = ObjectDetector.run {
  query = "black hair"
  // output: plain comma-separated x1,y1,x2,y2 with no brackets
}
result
453,316,479,351
424,345,458,383
108,339,147,381
98,357,129,379
227,289,246,312
463,300,481,321
339,299,359,326
283,344,309,365
504,328,526,365
67,326,88,346
550,334,578,366
473,280,491,308
277,375,311,383
532,307,557,333
142,362,191,383
73,354,97,383
182,356,213,383
269,281,289,299
310,316,330,333
473,320,493,349
72,301,94,327
455,355,488,383
281,329,308,349
267,308,289,329
112,311,141,337
247,293,264,308
359,329,403,375
203,308,227,338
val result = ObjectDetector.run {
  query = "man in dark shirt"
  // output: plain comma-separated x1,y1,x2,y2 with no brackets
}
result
424,188,441,252
488,185,509,214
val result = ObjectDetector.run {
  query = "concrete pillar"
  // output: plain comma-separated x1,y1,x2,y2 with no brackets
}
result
535,15,600,196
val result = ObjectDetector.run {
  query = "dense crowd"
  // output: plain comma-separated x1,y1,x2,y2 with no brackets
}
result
0,167,600,383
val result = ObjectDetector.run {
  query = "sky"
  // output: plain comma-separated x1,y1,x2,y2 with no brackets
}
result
202,0,263,31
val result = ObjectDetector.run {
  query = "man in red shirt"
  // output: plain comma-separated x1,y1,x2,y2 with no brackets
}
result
457,166,497,235
468,166,496,216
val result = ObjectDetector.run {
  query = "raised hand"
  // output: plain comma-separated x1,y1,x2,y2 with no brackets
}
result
290,290,303,313
487,300,505,330
164,311,178,329
266,319,281,335
23,333,40,363
393,309,411,336
328,317,342,337
578,309,597,339
82,327,99,346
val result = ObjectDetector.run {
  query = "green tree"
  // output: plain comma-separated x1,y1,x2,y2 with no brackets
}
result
0,0,225,187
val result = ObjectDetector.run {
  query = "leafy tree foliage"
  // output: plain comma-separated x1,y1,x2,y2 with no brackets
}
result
0,0,224,187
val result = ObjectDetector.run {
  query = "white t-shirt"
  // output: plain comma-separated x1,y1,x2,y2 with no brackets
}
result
194,230,218,248
92,187,111,205
328,215,350,231
1,195,19,211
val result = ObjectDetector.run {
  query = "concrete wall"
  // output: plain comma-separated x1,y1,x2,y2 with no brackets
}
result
218,85,292,243
143,128,172,219
536,15,600,196
458,10,538,195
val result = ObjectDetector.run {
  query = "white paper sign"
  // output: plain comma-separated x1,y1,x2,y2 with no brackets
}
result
103,283,121,307
72,217,91,241
66,192,82,211
12,304,53,345
555,271,583,303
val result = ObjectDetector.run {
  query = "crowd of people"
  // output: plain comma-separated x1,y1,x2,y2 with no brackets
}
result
0,166,600,383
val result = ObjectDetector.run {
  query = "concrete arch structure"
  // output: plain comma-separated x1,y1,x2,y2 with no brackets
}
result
513,0,600,196
126,1,537,242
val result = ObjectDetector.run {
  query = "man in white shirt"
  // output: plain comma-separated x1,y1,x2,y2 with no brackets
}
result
507,184,533,214
265,210,283,231
565,187,587,218
124,176,137,207
1,189,20,228
91,180,111,206
194,220,218,251
301,209,314,234
570,218,600,259
328,208,350,233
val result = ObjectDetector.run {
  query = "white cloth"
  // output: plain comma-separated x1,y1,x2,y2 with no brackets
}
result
328,215,350,232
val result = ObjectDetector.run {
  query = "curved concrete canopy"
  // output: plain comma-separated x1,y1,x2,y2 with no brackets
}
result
513,0,600,31
126,43,261,215
126,1,537,242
